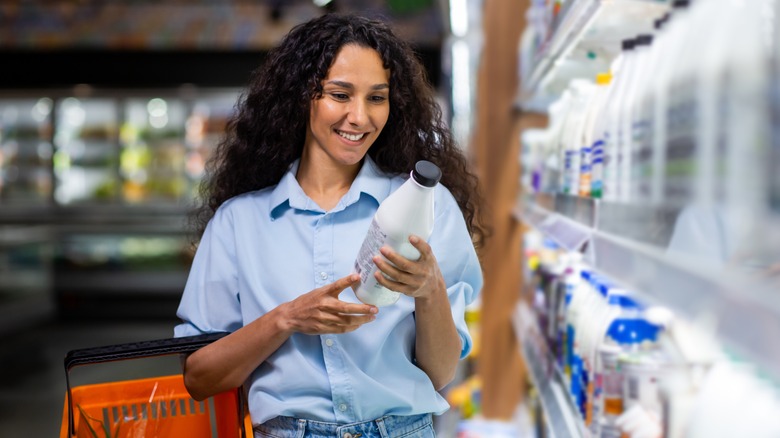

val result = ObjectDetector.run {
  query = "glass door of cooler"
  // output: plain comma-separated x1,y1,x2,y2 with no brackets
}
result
119,90,239,207
53,98,119,205
184,90,237,202
120,97,188,205
0,98,54,205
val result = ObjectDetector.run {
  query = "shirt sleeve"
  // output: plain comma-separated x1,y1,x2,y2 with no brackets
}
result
174,204,244,338
430,186,483,359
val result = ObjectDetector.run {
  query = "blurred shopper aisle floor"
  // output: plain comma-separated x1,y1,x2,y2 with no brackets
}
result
0,319,178,437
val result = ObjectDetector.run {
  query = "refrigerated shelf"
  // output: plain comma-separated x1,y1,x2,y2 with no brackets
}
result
518,0,670,111
512,301,587,438
515,192,780,382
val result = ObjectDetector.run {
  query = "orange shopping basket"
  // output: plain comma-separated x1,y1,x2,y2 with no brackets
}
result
60,332,253,438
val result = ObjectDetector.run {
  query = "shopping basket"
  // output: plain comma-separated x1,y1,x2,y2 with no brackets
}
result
60,332,253,438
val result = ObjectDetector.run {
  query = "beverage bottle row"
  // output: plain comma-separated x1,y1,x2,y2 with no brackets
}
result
521,0,773,226
524,231,780,437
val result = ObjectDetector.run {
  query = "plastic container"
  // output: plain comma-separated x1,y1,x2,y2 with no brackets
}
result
353,160,441,306
602,38,638,201
579,73,612,198
617,34,654,203
560,79,595,195
594,298,662,437
588,73,613,199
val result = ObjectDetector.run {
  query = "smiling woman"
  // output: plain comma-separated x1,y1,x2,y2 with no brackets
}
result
174,12,488,438
299,44,391,210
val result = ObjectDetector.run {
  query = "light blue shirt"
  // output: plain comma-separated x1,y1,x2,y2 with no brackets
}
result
174,156,483,425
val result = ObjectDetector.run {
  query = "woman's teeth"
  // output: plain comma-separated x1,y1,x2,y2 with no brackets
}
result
337,130,365,141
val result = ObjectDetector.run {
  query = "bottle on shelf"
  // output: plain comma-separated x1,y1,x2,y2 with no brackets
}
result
560,79,595,196
579,72,612,198
594,296,663,437
602,37,638,202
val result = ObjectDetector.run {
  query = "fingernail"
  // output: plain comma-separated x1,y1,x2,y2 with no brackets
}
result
409,235,419,243
370,307,378,314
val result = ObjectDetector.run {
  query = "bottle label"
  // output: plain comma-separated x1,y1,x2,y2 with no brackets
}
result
353,218,401,306
354,218,386,284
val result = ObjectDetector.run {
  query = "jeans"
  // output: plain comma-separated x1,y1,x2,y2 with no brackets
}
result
254,413,435,438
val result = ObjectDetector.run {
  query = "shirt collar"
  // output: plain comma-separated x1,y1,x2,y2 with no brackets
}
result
269,155,392,219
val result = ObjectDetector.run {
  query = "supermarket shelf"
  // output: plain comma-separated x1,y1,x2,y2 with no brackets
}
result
0,205,191,234
513,301,586,438
513,193,592,252
517,0,669,110
516,192,780,382
54,270,189,295
0,225,54,248
519,0,601,108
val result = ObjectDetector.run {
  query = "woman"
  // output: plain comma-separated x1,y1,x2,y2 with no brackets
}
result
175,13,487,438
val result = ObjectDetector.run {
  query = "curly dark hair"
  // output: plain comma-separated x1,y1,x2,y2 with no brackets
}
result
190,13,487,248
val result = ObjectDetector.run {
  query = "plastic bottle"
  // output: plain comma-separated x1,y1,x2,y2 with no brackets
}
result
602,38,638,201
594,297,662,437
555,251,584,370
588,72,613,199
574,272,608,418
580,72,612,198
649,0,693,207
662,0,714,209
617,34,654,203
629,17,667,204
543,91,573,193
560,79,595,195
352,160,441,306
565,268,597,410
721,0,772,263
560,254,587,385
585,285,629,436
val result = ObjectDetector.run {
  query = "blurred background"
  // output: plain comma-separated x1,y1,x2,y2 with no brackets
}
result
4,0,780,437
0,1,488,436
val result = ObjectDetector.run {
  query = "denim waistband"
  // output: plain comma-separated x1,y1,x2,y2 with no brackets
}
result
254,413,433,438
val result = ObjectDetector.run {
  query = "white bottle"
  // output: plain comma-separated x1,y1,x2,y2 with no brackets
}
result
352,160,441,306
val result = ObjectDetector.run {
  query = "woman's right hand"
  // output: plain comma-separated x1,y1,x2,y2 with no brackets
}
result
279,274,378,335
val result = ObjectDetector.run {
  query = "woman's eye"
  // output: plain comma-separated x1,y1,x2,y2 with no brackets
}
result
370,96,387,103
331,93,349,100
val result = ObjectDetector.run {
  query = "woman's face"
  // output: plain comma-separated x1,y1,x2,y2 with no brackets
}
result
304,44,390,168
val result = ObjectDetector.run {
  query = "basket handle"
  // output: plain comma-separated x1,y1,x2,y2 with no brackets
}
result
64,332,229,371
64,332,243,437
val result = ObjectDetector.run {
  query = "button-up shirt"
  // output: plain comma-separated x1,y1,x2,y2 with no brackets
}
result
174,156,483,425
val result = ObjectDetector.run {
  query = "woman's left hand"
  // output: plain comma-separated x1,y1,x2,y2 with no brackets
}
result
372,235,446,300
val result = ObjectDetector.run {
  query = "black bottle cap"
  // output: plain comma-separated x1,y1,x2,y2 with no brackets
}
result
622,38,636,51
637,34,653,46
412,160,442,188
673,0,690,8
654,13,669,30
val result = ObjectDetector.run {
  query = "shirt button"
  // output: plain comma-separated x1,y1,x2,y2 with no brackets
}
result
325,338,334,347
320,272,328,280
339,403,348,412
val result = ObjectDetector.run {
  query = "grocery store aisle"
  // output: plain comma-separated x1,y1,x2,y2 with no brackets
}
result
0,318,179,437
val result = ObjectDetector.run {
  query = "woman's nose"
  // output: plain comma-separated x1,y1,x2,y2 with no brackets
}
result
346,99,368,127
